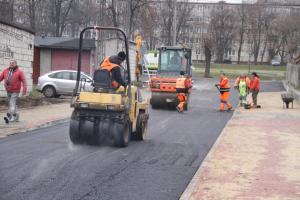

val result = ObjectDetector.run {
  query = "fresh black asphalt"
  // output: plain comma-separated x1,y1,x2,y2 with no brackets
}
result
0,79,283,200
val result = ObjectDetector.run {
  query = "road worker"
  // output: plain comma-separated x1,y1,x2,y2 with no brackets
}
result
175,71,192,113
135,31,143,81
250,72,260,108
96,51,127,90
216,72,232,111
234,73,250,107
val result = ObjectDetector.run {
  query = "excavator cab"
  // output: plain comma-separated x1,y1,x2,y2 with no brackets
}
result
69,27,149,147
150,46,192,109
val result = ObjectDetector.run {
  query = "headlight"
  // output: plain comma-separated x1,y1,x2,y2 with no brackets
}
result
79,103,89,108
107,105,115,110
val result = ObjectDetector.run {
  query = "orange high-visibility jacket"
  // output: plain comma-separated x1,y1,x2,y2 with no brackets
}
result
219,76,230,92
234,76,250,88
250,76,260,91
100,57,120,88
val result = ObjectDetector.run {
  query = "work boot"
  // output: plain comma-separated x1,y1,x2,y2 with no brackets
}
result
176,106,183,113
227,104,232,111
9,115,16,122
219,104,225,112
4,117,9,124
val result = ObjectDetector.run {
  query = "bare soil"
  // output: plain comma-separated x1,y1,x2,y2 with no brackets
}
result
0,96,70,111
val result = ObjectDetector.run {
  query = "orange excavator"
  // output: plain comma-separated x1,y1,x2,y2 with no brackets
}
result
149,46,192,109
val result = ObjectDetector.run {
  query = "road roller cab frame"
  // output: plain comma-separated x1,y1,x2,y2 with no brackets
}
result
149,46,192,109
69,26,149,147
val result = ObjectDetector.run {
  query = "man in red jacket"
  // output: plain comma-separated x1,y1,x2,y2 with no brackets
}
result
250,72,260,108
0,60,27,123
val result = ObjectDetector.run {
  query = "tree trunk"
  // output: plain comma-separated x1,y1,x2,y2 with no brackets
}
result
237,32,244,64
204,44,212,78
260,39,267,64
54,1,61,36
28,0,36,30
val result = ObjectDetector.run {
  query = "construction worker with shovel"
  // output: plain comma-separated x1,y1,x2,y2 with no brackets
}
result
215,72,232,112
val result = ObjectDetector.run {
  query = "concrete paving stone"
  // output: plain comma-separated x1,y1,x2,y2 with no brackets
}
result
0,103,72,138
181,92,300,200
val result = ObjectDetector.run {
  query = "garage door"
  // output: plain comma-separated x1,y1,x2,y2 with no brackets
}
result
51,50,90,74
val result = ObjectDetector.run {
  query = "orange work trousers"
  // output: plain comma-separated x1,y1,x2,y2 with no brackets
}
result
177,93,187,112
219,92,232,111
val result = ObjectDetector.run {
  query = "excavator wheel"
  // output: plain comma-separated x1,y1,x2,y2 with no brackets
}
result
112,118,130,147
69,111,81,144
132,112,148,140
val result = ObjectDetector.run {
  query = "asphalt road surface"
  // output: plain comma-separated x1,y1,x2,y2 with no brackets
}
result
0,79,283,200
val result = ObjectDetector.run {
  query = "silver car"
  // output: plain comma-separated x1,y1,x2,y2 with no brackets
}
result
37,70,93,98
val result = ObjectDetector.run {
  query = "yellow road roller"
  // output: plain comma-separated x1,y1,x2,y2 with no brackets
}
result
69,27,149,147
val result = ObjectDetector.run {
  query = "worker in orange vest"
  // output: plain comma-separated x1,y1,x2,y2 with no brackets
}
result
234,73,250,106
249,72,260,108
175,71,192,113
216,72,232,111
98,51,127,89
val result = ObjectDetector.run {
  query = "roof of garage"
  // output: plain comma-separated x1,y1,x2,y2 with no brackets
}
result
34,36,95,50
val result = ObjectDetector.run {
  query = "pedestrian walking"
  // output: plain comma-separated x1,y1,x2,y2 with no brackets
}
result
0,60,27,123
234,73,250,107
249,72,260,108
215,72,232,112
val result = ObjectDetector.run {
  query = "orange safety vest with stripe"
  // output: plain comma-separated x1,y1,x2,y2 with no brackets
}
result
100,57,120,88
219,76,230,92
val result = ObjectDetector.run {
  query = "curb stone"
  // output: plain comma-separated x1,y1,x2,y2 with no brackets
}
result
179,110,238,200
3,118,70,137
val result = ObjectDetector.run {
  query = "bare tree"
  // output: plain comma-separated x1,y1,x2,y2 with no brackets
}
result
137,4,159,49
203,34,213,78
236,4,247,64
0,0,14,22
49,0,74,36
210,3,236,63
159,0,194,46
246,3,267,65
125,0,148,39
107,0,119,27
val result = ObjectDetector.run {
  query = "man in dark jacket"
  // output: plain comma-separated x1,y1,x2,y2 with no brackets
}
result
99,51,127,88
0,60,27,123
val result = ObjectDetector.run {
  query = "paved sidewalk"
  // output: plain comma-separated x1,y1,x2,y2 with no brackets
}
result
0,103,72,138
181,92,300,200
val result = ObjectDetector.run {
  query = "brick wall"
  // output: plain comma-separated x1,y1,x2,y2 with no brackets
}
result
0,22,34,96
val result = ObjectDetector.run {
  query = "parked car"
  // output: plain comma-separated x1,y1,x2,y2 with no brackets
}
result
37,70,93,98
271,59,281,66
